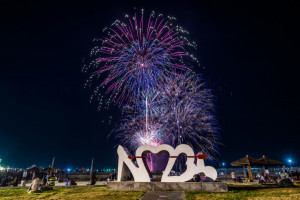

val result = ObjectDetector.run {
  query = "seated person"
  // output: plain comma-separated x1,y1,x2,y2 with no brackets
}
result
69,179,77,186
28,177,41,193
259,174,266,184
12,177,18,187
0,176,8,187
20,178,26,187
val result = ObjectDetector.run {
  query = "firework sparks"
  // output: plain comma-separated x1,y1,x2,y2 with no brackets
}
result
85,11,198,107
85,11,221,163
158,72,221,160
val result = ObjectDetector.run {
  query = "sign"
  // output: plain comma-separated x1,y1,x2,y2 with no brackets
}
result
117,144,217,182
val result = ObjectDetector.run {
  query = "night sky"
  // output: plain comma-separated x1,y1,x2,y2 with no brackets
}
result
0,1,299,169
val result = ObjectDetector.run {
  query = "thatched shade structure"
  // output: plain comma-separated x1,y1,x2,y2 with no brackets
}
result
43,166,55,173
26,165,42,180
257,155,283,166
231,155,263,181
257,155,283,176
26,165,42,172
231,155,262,166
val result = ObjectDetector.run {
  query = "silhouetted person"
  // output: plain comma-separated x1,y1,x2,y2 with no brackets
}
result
69,179,77,186
12,177,18,187
42,176,47,186
0,176,8,187
192,174,200,182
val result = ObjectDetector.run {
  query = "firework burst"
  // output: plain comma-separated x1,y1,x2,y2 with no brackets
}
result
85,11,221,163
113,72,221,160
84,11,198,107
158,71,221,160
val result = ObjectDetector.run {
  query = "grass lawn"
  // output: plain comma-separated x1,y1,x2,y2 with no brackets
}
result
0,184,299,200
185,184,300,200
0,186,145,200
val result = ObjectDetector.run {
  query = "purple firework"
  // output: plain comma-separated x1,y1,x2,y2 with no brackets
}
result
85,11,198,107
114,72,221,161
158,72,221,160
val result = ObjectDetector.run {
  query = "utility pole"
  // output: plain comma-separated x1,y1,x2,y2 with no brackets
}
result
51,156,55,168
89,157,95,185
90,157,94,178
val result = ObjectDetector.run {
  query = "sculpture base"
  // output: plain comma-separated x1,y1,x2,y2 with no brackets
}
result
107,181,228,192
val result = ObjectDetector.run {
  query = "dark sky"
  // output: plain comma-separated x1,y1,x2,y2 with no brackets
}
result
0,0,299,169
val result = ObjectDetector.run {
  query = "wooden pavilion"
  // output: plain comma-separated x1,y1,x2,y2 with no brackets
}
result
257,155,283,176
231,155,263,181
43,166,55,173
26,165,42,180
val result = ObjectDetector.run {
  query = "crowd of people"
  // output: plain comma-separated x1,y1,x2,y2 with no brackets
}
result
0,168,117,193
230,169,300,184
0,171,23,187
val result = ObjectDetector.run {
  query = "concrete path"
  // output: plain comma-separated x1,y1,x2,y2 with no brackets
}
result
140,191,186,200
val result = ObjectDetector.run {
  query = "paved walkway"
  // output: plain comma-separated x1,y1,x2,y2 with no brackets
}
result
140,191,186,200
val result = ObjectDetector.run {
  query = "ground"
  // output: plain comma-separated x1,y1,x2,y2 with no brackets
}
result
0,186,145,200
186,184,300,200
0,184,299,200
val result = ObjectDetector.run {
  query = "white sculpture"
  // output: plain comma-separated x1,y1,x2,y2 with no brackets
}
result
117,144,217,182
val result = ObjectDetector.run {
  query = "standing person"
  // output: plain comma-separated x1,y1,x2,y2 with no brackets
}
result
265,168,270,181
49,176,56,186
20,178,26,187
281,172,286,179
42,175,47,186
65,178,69,186
231,171,236,183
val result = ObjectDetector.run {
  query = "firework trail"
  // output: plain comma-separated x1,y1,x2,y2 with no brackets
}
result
113,94,167,151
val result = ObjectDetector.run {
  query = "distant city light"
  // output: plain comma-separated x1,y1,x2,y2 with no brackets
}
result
66,168,72,172
222,162,226,167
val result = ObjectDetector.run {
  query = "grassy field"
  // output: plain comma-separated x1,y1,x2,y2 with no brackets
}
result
0,186,145,200
0,184,299,200
185,184,300,200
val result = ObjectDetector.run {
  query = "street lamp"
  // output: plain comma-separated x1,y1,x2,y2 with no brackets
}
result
222,162,226,167
288,159,292,167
